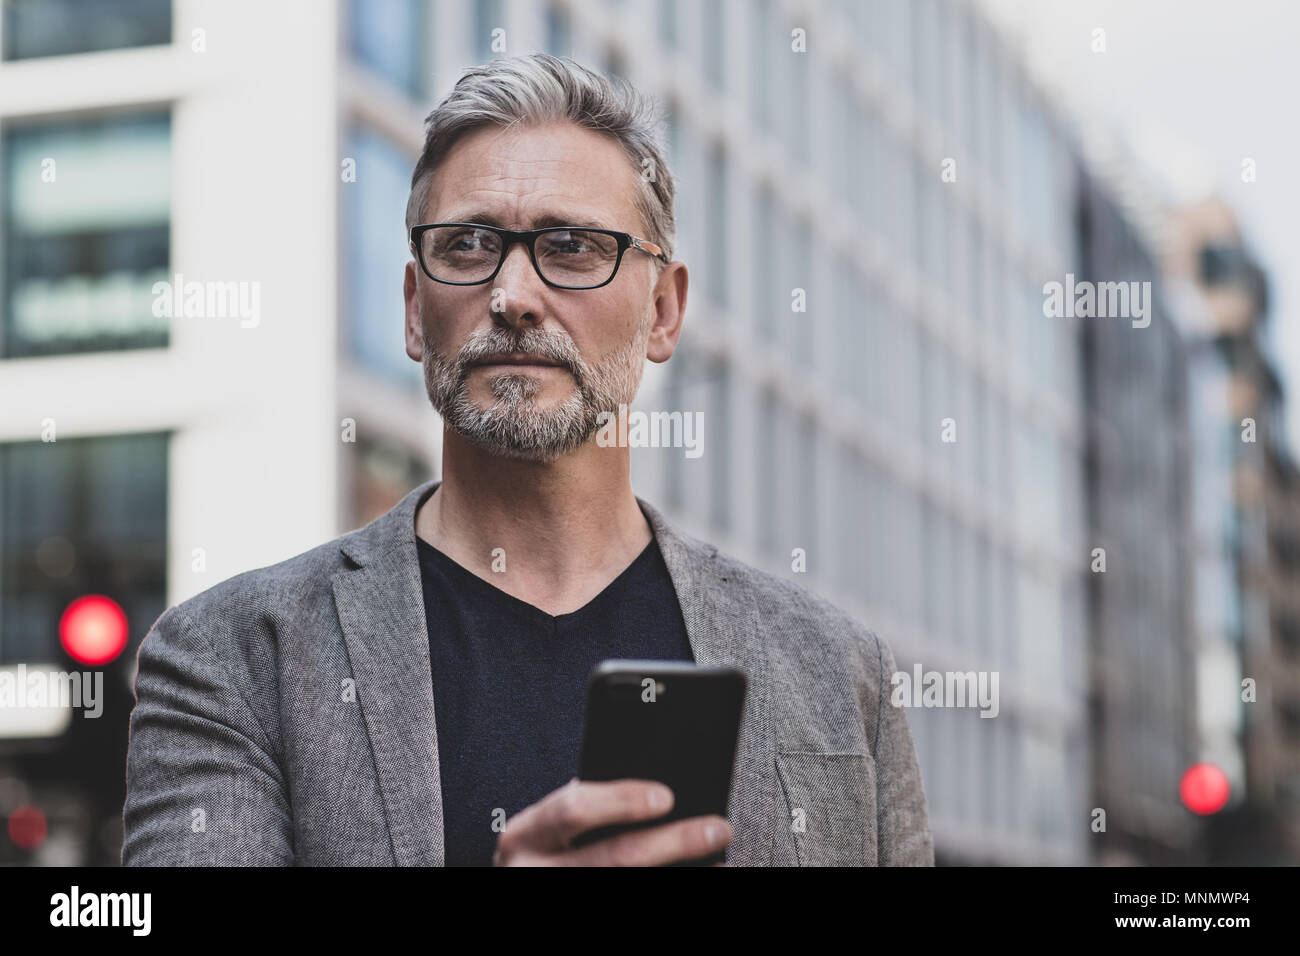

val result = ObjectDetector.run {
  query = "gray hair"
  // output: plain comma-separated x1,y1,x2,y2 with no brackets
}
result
406,53,676,263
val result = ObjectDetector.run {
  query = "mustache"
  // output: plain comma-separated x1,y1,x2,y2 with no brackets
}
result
456,328,580,377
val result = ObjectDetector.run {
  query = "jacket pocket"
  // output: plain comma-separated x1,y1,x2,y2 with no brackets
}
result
772,751,876,866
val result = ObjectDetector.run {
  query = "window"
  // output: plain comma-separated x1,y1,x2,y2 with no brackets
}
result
859,460,880,611
973,23,997,172
545,2,573,58
919,176,948,295
872,298,897,427
750,0,773,131
703,143,729,309
920,498,937,635
708,360,732,533
795,414,817,564
700,0,724,90
789,218,813,368
833,443,858,592
897,489,922,628
885,136,916,267
1,433,166,665
854,104,876,222
931,509,952,644
910,0,941,116
856,277,877,412
348,435,432,530
948,203,971,305
976,538,997,660
831,83,856,206
603,48,628,83
947,7,973,151
658,0,678,50
832,257,861,396
894,316,921,445
2,0,170,60
2,111,170,358
753,188,776,342
349,0,426,99
784,18,810,165
666,347,690,513
473,0,504,63
343,126,420,386
756,389,778,555
663,101,681,167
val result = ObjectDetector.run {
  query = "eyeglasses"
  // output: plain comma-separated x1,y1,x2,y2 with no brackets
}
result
409,222,669,290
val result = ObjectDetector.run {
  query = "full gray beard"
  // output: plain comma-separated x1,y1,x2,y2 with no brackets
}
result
422,323,646,463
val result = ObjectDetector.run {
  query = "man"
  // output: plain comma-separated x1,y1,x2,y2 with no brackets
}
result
122,53,933,867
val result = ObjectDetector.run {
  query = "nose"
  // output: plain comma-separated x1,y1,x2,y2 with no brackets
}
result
491,240,546,326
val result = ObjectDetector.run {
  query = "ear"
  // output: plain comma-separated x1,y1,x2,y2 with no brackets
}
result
404,257,423,362
645,260,687,363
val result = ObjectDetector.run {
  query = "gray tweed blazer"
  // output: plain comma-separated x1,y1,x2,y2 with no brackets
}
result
122,479,933,866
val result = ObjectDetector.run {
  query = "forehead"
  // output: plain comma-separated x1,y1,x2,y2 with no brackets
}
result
425,121,645,231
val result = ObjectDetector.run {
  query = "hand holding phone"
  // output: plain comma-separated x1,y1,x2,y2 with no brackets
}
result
492,660,747,867
573,660,747,865
491,777,731,866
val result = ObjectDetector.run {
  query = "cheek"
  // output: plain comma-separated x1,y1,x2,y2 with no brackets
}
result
422,288,478,348
584,289,645,345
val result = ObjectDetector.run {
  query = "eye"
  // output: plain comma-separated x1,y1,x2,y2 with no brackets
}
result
447,228,495,252
549,231,592,254
538,230,616,258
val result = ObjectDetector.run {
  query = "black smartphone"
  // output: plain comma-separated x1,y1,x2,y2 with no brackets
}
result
573,659,747,866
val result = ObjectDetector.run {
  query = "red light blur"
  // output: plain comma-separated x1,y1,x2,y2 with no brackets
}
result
1180,762,1230,814
59,595,128,666
7,805,47,851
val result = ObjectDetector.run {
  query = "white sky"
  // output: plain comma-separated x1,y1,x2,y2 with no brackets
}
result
979,0,1300,447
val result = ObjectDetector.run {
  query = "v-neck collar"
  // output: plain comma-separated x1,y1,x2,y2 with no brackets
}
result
414,533,658,629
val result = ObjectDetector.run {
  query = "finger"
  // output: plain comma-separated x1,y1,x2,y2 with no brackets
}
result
557,815,731,867
504,778,674,853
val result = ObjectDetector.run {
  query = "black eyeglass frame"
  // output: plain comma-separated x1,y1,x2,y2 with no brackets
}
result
409,222,670,290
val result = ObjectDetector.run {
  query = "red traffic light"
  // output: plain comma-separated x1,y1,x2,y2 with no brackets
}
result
7,805,47,851
59,595,128,666
1180,762,1230,815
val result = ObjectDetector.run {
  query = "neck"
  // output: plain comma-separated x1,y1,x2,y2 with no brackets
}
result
414,427,652,612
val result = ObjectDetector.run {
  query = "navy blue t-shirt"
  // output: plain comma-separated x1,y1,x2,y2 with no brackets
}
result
415,531,695,866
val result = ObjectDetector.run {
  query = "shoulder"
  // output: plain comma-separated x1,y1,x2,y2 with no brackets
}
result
697,541,898,753
155,479,433,640
683,533,890,687
138,528,367,676
167,531,358,632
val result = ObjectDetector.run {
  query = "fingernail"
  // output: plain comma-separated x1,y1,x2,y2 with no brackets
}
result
648,786,669,811
705,823,722,846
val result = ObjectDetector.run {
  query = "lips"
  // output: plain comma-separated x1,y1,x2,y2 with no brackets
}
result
474,353,565,368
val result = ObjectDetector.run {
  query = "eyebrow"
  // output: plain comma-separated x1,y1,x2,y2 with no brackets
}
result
440,211,616,231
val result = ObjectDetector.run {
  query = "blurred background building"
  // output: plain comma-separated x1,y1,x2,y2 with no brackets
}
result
1075,160,1198,865
1162,198,1300,862
0,0,1294,865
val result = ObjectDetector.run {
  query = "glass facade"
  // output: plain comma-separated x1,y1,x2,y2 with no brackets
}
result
349,0,426,99
649,0,1090,859
2,0,171,60
1,111,171,358
344,125,421,388
474,0,505,64
0,433,167,666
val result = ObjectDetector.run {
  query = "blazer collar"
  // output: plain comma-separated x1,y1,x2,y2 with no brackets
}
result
332,479,773,866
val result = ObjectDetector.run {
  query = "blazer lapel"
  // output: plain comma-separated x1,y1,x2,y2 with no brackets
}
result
330,479,775,867
636,497,776,867
333,479,445,866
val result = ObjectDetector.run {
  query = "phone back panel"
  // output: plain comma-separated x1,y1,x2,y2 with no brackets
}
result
575,660,747,858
